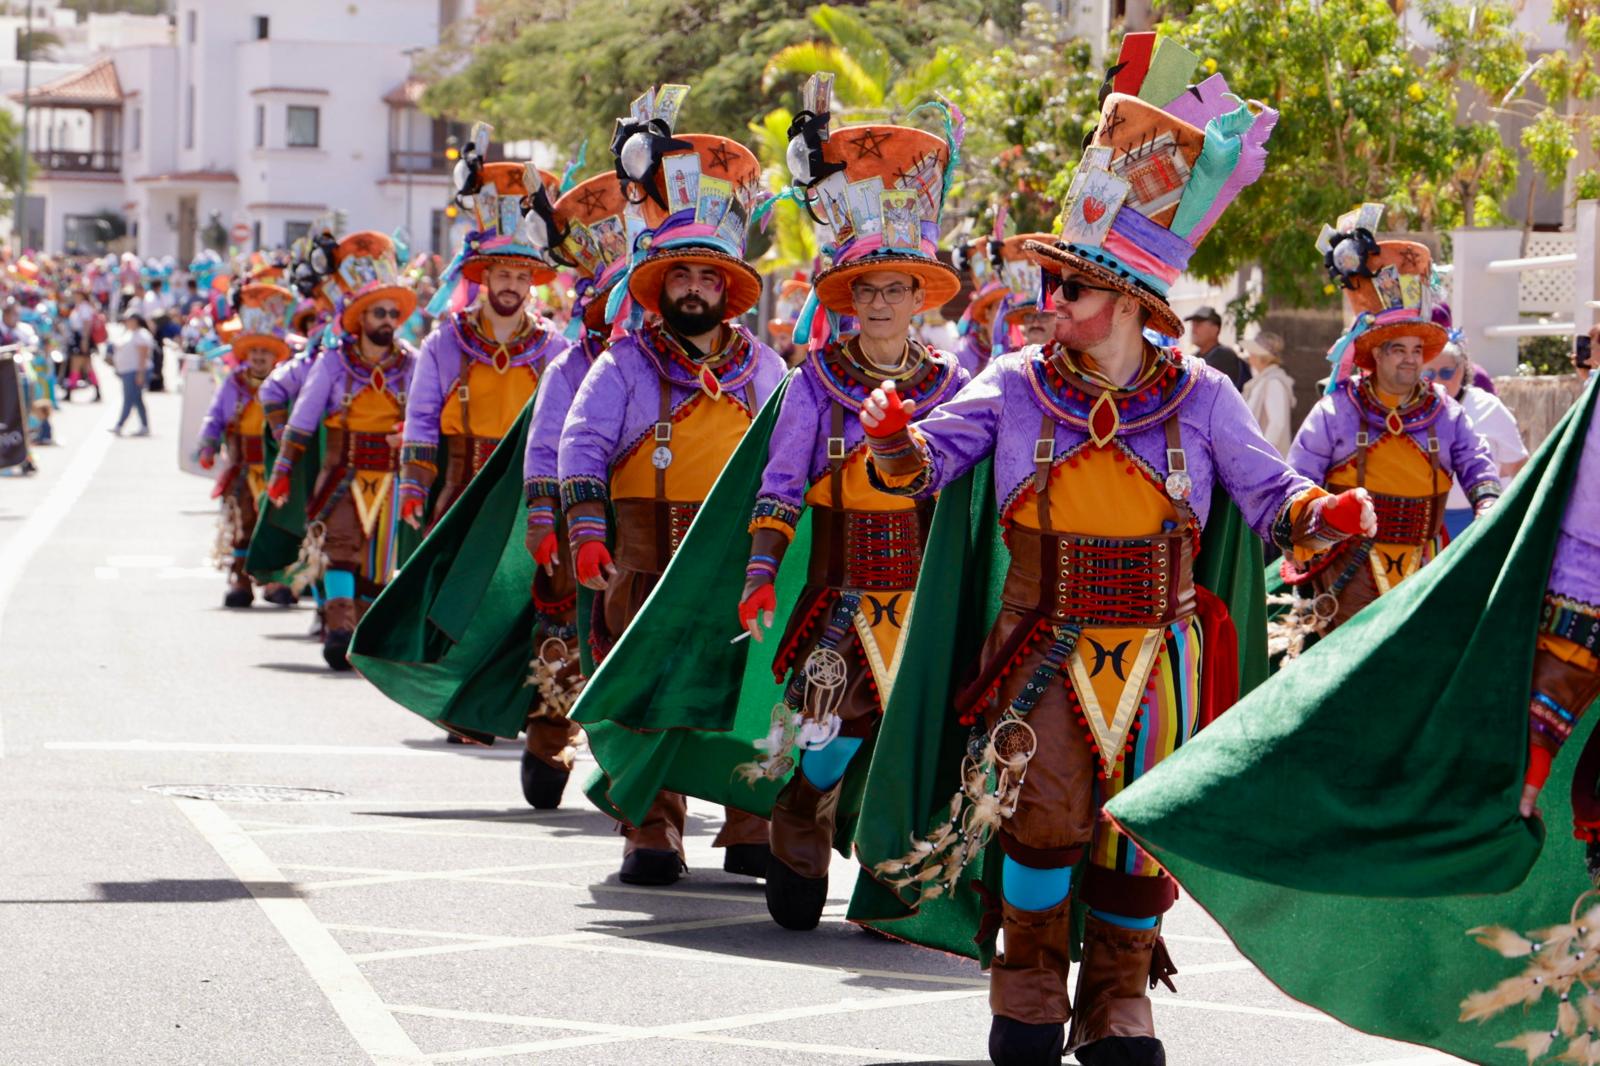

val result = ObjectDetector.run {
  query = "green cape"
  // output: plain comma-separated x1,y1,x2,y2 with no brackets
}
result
837,461,1268,962
244,428,321,582
1105,379,1599,1064
572,372,836,826
348,403,540,738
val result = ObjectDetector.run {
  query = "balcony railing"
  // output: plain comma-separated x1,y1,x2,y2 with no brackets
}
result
388,149,451,175
33,149,121,173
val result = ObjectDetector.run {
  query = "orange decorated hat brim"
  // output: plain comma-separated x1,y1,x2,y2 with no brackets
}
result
1353,320,1449,368
813,256,961,316
965,283,1008,325
460,254,558,287
1023,239,1183,339
341,285,418,334
627,246,763,320
230,334,292,363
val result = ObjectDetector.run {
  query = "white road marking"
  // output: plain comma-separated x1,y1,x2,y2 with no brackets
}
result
173,798,427,1066
0,403,117,757
105,553,175,567
286,858,620,890
45,740,444,757
347,911,790,964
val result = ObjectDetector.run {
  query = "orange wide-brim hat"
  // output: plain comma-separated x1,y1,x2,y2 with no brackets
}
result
342,286,417,335
626,244,764,319
813,255,960,316
459,163,561,287
230,332,292,363
1346,241,1449,368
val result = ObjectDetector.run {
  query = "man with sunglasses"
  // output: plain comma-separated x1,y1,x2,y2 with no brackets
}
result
1421,342,1526,539
853,52,1374,1066
398,161,570,535
268,231,419,671
557,108,785,887
1286,217,1500,636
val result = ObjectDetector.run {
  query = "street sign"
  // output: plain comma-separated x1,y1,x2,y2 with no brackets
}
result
230,222,250,245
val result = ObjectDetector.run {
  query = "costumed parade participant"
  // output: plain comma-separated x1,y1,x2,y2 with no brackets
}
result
1102,342,1600,1065
517,171,633,807
953,227,1005,376
731,74,968,930
1280,205,1500,636
557,84,785,886
847,36,1376,1066
399,136,570,532
267,231,417,671
196,282,297,608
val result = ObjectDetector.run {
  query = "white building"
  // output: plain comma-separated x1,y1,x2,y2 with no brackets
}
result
12,0,471,260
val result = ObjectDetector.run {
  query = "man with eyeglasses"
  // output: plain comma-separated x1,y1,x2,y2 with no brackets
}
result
398,161,570,535
1421,341,1526,539
557,111,785,887
268,231,419,671
853,53,1372,1065
1286,218,1499,636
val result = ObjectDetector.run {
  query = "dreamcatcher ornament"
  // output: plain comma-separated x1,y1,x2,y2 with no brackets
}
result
871,710,1038,902
735,646,847,785
284,520,330,594
212,496,244,571
1460,890,1600,1063
524,636,586,720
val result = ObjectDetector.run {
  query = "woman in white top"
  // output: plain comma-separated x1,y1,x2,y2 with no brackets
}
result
1241,330,1296,456
1422,341,1527,539
109,312,154,436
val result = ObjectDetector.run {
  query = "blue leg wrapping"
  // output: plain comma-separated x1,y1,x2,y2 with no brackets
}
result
799,736,863,791
1001,855,1073,911
324,570,356,601
1090,908,1159,930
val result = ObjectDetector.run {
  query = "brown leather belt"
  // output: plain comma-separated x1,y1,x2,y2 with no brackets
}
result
444,435,499,485
324,429,398,472
612,498,701,575
231,433,265,465
1370,490,1448,546
1002,526,1195,627
806,502,932,590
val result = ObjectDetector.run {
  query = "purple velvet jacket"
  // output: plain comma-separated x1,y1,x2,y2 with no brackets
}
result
880,346,1320,546
198,368,261,451
1551,388,1600,607
281,336,417,438
259,330,331,421
1288,377,1501,507
401,311,569,462
954,332,988,378
753,342,967,529
523,328,604,501
557,323,786,510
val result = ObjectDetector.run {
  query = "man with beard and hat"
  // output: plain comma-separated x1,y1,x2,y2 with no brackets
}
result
268,231,418,670
1281,204,1500,637
399,146,570,534
850,37,1377,1066
557,85,786,886
196,282,298,609
517,171,633,808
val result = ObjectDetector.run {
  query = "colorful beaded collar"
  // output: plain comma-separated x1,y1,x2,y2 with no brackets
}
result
1346,374,1443,435
809,338,957,412
451,310,551,369
635,321,760,395
1025,341,1195,444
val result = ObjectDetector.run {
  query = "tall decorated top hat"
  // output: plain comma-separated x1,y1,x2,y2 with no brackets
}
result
550,171,638,332
606,84,764,323
954,228,1007,331
230,283,295,363
1318,201,1448,391
324,230,417,335
993,232,1054,340
1026,31,1279,340
780,74,962,346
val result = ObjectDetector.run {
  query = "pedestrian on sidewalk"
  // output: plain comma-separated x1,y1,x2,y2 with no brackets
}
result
109,312,154,437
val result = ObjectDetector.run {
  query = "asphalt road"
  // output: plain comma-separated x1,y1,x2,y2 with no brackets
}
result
0,381,1468,1065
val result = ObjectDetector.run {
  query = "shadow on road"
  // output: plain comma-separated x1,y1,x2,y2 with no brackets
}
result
397,738,521,758
1,878,301,903
254,662,359,678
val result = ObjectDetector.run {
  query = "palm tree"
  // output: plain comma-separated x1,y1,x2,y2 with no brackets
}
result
747,106,818,274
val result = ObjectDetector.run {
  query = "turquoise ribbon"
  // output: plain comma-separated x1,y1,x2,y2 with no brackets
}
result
1171,102,1253,240
560,139,588,195
908,98,964,204
1324,313,1375,395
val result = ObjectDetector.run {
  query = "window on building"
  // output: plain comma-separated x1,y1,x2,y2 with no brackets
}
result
285,221,311,245
254,104,264,149
186,8,196,43
131,106,141,152
253,15,269,39
286,106,319,149
184,84,194,149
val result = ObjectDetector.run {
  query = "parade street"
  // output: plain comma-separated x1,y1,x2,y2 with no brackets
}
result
0,390,1469,1066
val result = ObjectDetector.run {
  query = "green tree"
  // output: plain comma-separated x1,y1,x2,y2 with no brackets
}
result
950,4,1103,234
1144,0,1528,307
0,109,31,219
1519,0,1600,204
15,29,61,62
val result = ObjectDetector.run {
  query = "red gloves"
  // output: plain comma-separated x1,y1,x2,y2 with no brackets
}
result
1321,489,1368,537
197,448,215,470
532,530,560,568
863,384,912,439
399,496,426,525
266,473,291,507
575,540,613,586
739,583,777,637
